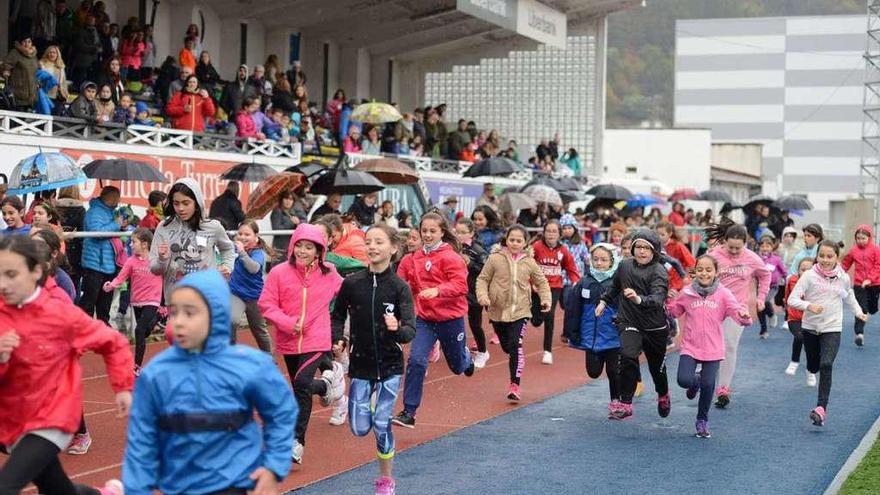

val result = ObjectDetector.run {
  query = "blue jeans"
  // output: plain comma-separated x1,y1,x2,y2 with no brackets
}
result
403,317,472,415
677,355,720,421
349,375,402,458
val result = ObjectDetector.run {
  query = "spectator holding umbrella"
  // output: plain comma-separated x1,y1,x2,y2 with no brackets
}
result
79,186,127,324
166,75,214,132
209,181,246,232
311,193,342,222
348,192,379,227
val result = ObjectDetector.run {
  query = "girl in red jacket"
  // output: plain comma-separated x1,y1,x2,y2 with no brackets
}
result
531,219,581,365
0,235,134,495
166,75,215,132
392,212,474,429
841,225,880,346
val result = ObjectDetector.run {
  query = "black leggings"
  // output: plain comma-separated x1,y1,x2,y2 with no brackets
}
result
854,286,880,335
586,348,620,401
468,302,487,353
619,327,669,404
789,320,804,363
532,288,562,352
0,435,99,495
491,319,527,385
283,352,331,445
803,331,841,409
133,305,159,367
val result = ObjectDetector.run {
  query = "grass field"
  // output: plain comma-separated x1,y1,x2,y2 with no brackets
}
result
840,432,880,494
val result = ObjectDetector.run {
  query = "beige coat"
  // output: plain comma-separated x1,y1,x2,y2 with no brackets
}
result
476,247,551,322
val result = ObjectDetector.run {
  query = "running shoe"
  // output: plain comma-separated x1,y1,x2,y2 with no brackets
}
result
329,395,348,426
657,393,671,418
634,381,645,398
782,321,789,330
375,476,396,495
695,420,711,438
291,440,304,464
686,373,700,400
806,372,817,387
464,361,475,377
320,362,346,407
759,330,769,340
507,383,521,402
785,361,799,376
541,351,553,365
67,432,92,455
100,479,124,495
473,351,490,369
490,334,500,345
115,313,128,333
769,313,778,328
392,410,416,429
810,406,826,427
856,334,865,347
607,400,621,419
714,386,730,409
428,342,441,363
609,402,633,421
133,365,142,377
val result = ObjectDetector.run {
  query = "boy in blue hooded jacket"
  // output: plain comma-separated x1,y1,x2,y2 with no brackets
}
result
122,270,297,495
564,243,621,418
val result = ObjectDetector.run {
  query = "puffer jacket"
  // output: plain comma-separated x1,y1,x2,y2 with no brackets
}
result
563,274,619,352
842,224,880,286
398,242,469,322
82,197,120,274
166,90,215,132
331,267,416,380
6,41,38,106
476,246,551,323
123,270,296,495
601,229,670,331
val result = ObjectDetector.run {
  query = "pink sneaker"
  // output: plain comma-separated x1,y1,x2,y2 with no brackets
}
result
810,406,827,427
100,479,124,495
428,342,441,363
374,476,396,495
607,400,621,419
67,432,92,455
490,334,500,345
507,383,521,401
714,386,731,409
609,402,633,420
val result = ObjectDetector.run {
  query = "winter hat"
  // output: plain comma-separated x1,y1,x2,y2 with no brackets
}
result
559,213,578,228
135,101,149,114
80,81,97,92
782,226,798,238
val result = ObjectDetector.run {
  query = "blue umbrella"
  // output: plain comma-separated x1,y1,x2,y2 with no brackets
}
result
627,194,663,208
7,151,87,195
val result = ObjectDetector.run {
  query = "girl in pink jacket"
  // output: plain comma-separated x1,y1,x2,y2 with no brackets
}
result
704,219,771,409
668,255,751,438
841,224,880,346
258,223,345,464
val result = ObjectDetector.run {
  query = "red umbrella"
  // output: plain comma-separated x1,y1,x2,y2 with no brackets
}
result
245,172,305,219
668,188,699,202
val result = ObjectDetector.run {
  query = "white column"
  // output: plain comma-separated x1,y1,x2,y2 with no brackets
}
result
591,15,608,178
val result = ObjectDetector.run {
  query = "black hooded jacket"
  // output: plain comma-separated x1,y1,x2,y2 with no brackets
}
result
601,229,669,331
331,267,416,380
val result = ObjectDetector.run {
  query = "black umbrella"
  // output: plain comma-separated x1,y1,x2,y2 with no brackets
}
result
585,183,633,201
82,159,167,183
698,189,734,203
773,195,813,211
462,156,519,178
560,190,587,203
220,162,278,182
309,167,385,195
720,202,743,214
522,175,581,192
743,194,775,213
285,163,326,178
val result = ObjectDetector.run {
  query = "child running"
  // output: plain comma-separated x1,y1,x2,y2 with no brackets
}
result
531,219,581,365
455,218,490,368
841,224,880,346
331,224,416,495
393,212,475,429
0,235,133,495
705,219,771,408
668,255,752,438
787,241,867,426
123,270,297,494
789,224,823,274
259,223,346,464
229,219,274,352
104,228,163,373
757,234,787,338
596,229,671,420
784,258,814,383
477,225,551,401
563,243,621,416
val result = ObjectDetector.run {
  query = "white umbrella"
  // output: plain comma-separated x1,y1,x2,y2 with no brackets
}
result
523,185,563,207
499,192,538,212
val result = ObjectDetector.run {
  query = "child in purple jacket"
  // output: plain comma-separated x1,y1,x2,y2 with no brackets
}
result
758,235,788,338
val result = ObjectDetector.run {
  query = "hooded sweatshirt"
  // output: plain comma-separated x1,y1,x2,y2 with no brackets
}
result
667,282,751,361
397,242,469,321
780,226,801,268
709,245,772,306
123,270,296,495
150,178,236,298
842,224,880,286
259,224,343,355
788,264,863,334
601,230,670,331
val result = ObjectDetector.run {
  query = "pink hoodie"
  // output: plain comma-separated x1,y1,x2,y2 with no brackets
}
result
667,284,752,361
259,224,343,355
107,254,163,307
709,246,772,305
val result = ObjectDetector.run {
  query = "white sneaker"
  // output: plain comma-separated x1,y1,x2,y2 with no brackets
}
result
473,351,490,369
541,351,553,365
785,361,799,376
320,362,346,406
769,313,778,328
291,440,304,464
329,395,348,426
102,479,124,495
806,372,817,387
782,321,789,330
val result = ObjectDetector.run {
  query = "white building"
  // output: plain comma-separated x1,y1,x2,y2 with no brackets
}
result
602,128,712,192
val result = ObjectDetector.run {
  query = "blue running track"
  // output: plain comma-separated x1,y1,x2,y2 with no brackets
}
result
294,317,880,494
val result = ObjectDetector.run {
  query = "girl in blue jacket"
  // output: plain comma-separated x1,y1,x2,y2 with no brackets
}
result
122,270,297,495
229,219,274,353
563,243,621,418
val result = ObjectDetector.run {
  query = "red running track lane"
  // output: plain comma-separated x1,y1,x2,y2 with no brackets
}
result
4,313,637,492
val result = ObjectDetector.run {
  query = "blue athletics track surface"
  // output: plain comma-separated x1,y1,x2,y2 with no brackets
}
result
294,314,880,495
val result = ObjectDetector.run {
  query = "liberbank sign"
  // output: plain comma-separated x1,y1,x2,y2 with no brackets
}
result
456,0,567,49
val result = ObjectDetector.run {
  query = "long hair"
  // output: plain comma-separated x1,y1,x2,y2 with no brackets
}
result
419,212,461,253
704,217,747,244
39,45,65,69
162,182,203,231
32,229,70,275
239,219,276,261
366,223,403,263
0,235,48,285
560,222,582,245
472,205,501,231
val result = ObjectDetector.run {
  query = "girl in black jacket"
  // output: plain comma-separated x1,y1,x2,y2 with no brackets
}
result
330,224,415,495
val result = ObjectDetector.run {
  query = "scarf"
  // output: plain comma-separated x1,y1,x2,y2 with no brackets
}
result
590,264,615,282
692,278,719,298
423,241,444,255
813,263,839,279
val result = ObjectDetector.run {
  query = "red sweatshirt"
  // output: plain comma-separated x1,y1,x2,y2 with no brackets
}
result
785,275,804,322
531,240,581,290
397,243,469,321
665,239,695,291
